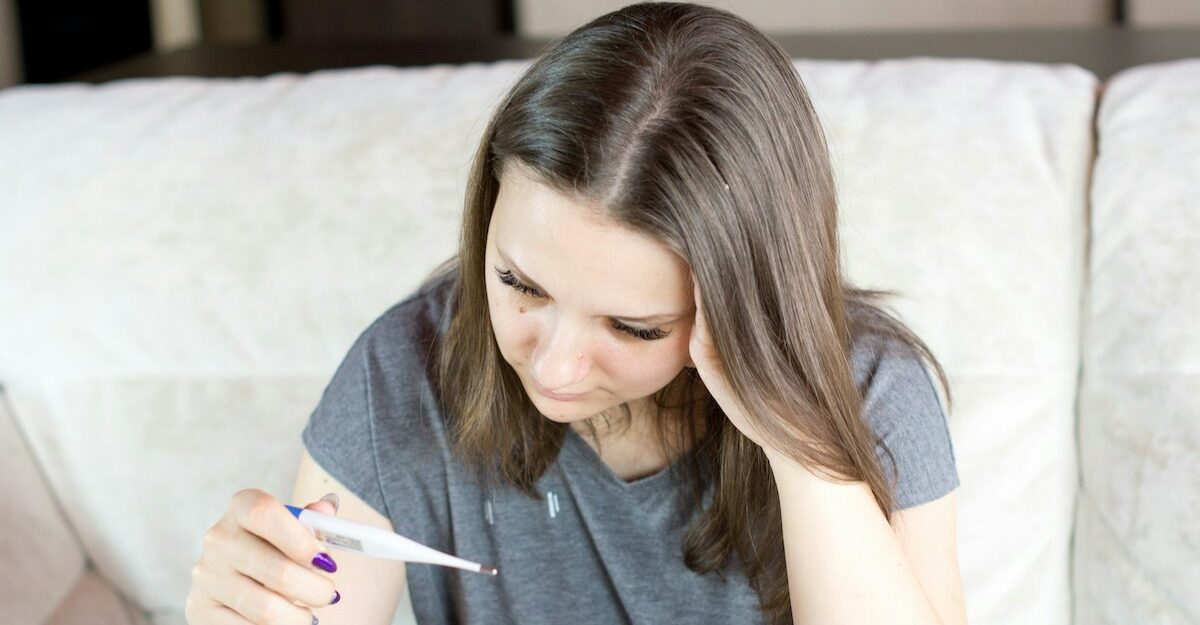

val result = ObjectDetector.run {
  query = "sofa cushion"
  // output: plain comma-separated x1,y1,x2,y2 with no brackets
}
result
810,58,1097,625
0,58,1096,625
0,386,88,624
1075,58,1200,625
46,567,146,625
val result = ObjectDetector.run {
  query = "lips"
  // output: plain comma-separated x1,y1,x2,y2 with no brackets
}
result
533,380,589,401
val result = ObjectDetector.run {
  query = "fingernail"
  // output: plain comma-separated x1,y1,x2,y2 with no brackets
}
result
319,492,340,513
330,590,341,605
312,552,337,573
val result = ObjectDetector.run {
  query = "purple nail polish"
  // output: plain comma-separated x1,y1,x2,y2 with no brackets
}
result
331,590,341,605
312,615,319,625
312,552,337,573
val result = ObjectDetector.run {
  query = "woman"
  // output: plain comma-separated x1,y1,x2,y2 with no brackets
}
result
186,3,965,625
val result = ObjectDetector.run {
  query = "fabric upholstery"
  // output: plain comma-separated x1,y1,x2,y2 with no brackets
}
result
46,568,144,625
0,386,88,624
1074,58,1200,625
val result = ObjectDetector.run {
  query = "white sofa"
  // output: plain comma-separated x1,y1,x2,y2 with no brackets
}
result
0,54,1196,625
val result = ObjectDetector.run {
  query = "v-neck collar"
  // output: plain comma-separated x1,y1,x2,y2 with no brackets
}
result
560,425,694,493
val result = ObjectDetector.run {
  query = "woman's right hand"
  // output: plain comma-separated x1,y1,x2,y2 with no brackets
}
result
186,488,342,624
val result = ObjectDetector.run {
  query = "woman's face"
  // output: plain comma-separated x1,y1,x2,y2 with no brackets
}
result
484,162,696,426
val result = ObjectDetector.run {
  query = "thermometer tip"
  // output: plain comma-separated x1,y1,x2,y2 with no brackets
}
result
480,565,498,576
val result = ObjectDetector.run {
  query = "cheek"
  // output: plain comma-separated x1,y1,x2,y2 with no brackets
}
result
605,337,691,395
487,290,535,352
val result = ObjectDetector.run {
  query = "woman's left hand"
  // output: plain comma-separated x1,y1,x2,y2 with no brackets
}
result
688,280,773,451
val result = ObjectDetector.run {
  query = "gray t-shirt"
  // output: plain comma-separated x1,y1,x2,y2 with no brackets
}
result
301,271,960,625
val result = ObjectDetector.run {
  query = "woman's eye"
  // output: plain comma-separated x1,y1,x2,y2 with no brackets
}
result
612,321,671,341
493,266,671,342
495,268,543,298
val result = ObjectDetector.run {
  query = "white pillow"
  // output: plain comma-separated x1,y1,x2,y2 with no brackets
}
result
1075,58,1200,625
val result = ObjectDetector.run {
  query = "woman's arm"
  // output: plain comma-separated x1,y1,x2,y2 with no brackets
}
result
766,450,967,625
687,281,966,624
292,449,408,625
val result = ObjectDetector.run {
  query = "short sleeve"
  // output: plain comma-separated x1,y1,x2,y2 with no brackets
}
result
856,338,961,512
301,328,390,519
299,287,454,548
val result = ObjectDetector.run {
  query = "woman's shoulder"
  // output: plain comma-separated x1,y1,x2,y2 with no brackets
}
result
847,323,945,423
847,328,959,510
302,268,460,528
849,330,924,387
354,268,458,367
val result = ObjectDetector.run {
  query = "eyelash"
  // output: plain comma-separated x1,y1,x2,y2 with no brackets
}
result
493,267,671,341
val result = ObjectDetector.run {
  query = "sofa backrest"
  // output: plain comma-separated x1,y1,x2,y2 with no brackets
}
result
0,58,1097,625
1073,58,1200,624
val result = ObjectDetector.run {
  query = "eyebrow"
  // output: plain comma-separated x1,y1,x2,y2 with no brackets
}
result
495,247,687,324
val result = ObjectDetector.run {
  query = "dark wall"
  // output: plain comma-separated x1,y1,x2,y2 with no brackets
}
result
17,0,153,83
14,0,517,85
276,0,514,41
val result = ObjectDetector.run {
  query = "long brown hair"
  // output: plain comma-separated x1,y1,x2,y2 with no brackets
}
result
422,3,952,623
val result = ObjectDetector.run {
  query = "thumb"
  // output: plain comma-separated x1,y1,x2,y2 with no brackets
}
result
304,492,340,516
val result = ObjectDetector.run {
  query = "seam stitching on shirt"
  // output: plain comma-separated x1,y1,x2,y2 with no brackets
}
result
363,335,395,523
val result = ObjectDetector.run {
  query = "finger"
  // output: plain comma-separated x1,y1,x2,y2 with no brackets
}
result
190,604,257,625
216,519,338,609
690,282,715,359
304,499,336,518
194,560,314,625
230,490,338,576
693,282,710,340
186,589,256,625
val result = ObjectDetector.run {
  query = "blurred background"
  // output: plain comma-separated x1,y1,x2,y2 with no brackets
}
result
2,0,1200,88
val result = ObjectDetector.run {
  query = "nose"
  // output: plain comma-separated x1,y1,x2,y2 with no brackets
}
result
530,318,591,392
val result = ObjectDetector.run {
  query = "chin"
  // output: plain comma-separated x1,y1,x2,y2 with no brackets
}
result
533,403,597,425
537,410,583,424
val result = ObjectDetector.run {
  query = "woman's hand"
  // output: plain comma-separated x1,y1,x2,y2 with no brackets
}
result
186,489,342,624
688,280,773,451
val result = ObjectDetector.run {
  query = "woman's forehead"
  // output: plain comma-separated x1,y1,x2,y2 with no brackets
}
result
491,167,693,318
